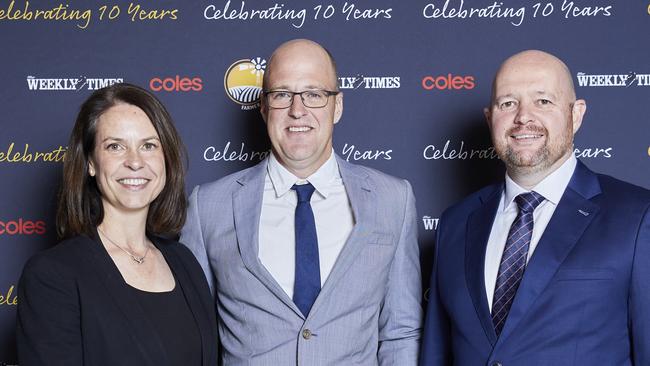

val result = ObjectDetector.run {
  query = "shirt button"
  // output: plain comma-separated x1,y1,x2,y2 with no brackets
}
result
302,329,312,340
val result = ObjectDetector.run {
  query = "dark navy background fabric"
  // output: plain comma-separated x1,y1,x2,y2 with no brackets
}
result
1,0,648,362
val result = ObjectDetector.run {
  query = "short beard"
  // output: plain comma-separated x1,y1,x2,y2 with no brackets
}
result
503,144,552,175
499,123,573,176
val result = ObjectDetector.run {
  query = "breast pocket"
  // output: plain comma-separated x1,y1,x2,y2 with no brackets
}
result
367,232,395,246
554,268,614,281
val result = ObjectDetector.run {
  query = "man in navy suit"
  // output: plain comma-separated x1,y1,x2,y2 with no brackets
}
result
420,50,650,365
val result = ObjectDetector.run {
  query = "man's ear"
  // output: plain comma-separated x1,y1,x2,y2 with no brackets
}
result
333,92,343,124
484,106,492,129
571,99,587,134
260,95,268,124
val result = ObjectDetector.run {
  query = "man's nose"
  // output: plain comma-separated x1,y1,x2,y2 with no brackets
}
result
288,93,308,118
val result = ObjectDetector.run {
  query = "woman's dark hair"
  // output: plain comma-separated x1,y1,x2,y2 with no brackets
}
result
57,83,187,239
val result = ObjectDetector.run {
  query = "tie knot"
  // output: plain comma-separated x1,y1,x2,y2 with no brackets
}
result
292,183,315,203
515,191,544,213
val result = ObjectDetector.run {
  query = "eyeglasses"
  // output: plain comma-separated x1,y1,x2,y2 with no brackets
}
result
263,89,339,109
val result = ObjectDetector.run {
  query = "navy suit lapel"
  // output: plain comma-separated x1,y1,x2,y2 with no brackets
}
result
465,185,502,346
232,159,303,317
309,156,375,316
495,161,601,344
87,232,168,366
156,240,215,366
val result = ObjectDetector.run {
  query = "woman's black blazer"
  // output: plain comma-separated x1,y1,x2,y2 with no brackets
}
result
16,232,218,366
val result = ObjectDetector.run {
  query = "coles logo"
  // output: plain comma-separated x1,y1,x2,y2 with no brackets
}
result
0,219,46,235
149,76,203,92
422,74,475,90
224,57,266,110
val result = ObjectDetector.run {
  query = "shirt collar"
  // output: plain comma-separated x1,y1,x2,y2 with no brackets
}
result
267,150,341,198
503,154,577,211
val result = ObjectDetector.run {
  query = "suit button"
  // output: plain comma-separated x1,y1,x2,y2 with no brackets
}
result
302,329,312,340
491,362,502,366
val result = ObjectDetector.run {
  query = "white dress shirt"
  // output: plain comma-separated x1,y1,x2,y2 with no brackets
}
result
258,151,355,298
485,155,577,310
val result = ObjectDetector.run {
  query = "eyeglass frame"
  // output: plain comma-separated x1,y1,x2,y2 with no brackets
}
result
262,89,340,109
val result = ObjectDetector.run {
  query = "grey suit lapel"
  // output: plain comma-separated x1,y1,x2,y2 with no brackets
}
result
232,158,303,316
309,156,376,317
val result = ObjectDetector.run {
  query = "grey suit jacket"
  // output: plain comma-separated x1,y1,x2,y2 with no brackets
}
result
181,154,422,366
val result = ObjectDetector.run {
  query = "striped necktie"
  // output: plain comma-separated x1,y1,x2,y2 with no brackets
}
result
491,191,545,336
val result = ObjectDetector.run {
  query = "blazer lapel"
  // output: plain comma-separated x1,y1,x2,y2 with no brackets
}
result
232,159,303,316
495,161,601,344
465,185,502,346
308,156,375,317
87,232,168,366
156,240,215,366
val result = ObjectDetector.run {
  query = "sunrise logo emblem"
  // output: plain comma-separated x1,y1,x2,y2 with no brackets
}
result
224,57,266,110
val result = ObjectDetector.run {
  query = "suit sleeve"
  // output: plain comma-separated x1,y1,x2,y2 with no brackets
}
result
377,180,423,366
419,216,452,366
180,185,216,294
16,255,83,366
631,204,650,364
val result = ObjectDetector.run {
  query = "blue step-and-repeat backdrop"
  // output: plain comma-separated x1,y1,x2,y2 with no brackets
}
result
1,0,649,362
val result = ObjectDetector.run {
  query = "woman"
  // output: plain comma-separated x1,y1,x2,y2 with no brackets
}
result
17,83,218,366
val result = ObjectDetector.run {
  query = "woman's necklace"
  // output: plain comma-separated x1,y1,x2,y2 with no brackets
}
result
97,227,151,264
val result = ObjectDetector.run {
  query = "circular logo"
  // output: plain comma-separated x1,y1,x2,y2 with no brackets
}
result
224,57,266,106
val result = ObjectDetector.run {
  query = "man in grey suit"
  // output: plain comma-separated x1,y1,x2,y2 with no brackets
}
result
181,38,422,365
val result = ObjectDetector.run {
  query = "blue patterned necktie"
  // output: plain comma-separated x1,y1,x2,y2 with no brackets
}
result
292,183,321,317
491,191,545,336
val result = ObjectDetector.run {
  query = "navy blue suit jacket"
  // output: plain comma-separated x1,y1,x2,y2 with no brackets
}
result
421,161,650,365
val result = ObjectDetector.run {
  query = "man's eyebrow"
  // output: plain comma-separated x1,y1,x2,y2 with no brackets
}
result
494,94,515,102
533,90,558,98
267,85,326,91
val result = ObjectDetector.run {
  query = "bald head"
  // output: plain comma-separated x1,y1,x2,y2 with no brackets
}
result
259,38,344,179
485,49,587,188
491,50,576,104
263,39,339,91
